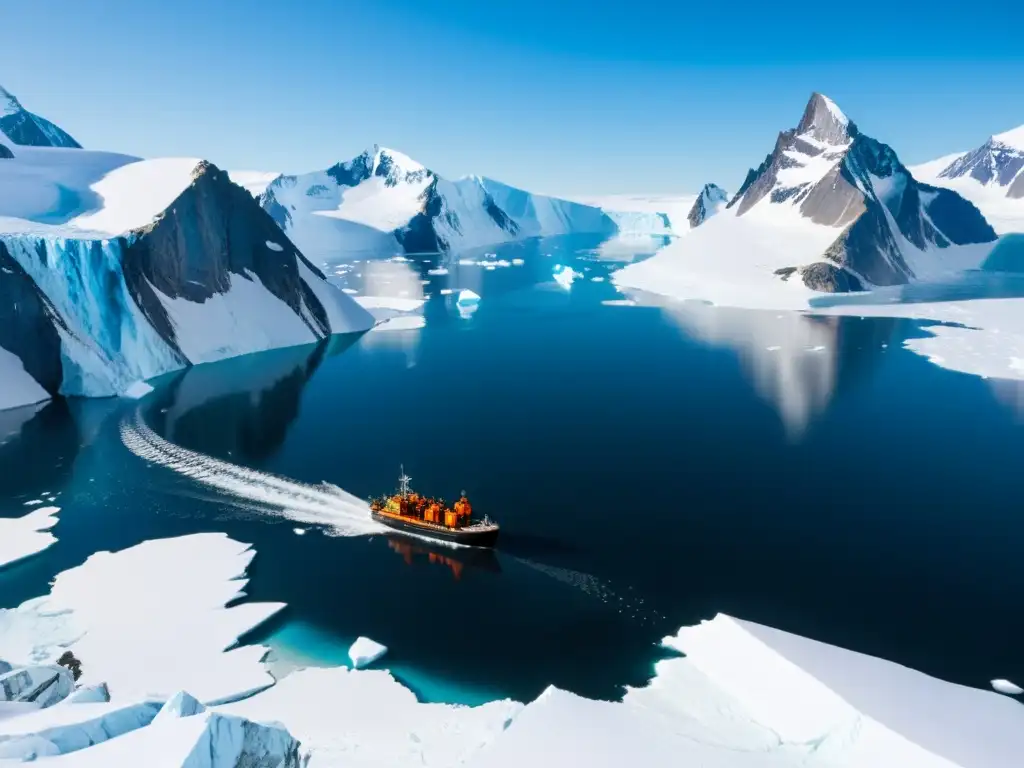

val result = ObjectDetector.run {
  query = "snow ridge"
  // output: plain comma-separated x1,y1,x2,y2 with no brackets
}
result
255,146,669,259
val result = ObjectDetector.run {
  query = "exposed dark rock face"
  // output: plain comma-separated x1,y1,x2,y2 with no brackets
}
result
121,161,334,355
687,183,728,228
0,85,80,148
484,192,520,235
730,92,998,293
797,261,866,293
0,241,68,395
326,150,373,188
0,143,13,159
395,178,446,253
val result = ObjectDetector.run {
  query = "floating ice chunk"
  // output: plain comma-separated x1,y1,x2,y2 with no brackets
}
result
265,241,284,252
457,289,482,305
23,499,43,506
602,299,637,307
348,637,388,669
121,381,153,399
342,288,358,295
293,528,307,536
440,288,454,295
428,267,449,276
459,259,475,266
991,679,1023,695
591,276,606,282
552,264,580,289
0,506,59,569
512,258,525,266
153,691,206,723
485,265,496,271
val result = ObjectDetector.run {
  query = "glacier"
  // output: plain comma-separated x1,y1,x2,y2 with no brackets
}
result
0,121,374,411
244,146,674,262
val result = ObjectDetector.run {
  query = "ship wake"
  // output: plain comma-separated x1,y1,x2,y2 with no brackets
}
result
120,410,386,537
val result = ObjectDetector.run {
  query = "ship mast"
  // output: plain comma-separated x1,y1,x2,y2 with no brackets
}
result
398,465,412,498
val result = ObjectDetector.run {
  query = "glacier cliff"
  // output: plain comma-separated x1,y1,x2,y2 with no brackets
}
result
0,137,374,410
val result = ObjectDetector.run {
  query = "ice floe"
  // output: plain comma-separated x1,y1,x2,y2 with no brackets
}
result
0,506,60,569
219,666,521,768
348,637,388,669
0,533,284,706
991,678,1023,695
0,528,1020,766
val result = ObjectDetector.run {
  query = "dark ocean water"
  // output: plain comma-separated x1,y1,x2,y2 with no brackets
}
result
2,233,1023,704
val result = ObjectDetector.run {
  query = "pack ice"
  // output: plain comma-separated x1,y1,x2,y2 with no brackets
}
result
240,146,673,262
0,85,373,413
0,532,1021,766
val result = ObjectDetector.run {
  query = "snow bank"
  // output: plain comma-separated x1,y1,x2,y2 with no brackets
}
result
348,637,387,669
219,666,521,768
0,346,49,412
0,534,284,705
0,148,199,238
0,506,59,569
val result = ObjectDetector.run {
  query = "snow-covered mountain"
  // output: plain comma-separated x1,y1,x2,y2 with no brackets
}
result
686,183,728,228
617,93,998,300
910,125,1024,234
0,84,80,148
0,127,373,412
249,146,671,260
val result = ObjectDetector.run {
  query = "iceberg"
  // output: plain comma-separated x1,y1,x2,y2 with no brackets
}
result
348,637,388,669
456,289,481,305
0,506,60,569
991,679,1022,695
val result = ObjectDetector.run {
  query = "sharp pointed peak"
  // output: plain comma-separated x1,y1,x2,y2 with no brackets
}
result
797,92,852,144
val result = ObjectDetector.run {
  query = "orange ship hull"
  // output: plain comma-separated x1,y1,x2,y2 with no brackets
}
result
371,508,499,548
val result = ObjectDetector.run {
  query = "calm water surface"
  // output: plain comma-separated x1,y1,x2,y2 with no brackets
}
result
2,233,1023,704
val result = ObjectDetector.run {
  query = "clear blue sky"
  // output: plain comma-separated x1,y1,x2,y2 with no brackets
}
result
3,0,1022,196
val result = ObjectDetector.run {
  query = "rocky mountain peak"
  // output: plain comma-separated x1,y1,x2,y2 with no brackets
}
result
796,93,853,145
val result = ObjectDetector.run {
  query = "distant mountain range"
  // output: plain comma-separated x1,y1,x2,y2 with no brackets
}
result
0,84,372,412
617,92,1000,299
910,125,1024,235
236,147,674,261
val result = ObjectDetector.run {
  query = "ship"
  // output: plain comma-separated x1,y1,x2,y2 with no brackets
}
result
369,467,499,548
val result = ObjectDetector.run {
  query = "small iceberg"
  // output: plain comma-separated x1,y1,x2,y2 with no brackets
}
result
293,528,307,536
992,679,1023,695
457,289,481,306
348,637,388,669
265,241,284,252
552,264,579,290
512,258,525,266
427,267,449,276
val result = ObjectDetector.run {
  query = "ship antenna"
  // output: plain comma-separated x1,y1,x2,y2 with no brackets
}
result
399,464,412,498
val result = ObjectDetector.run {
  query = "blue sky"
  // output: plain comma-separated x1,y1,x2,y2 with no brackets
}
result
3,0,1022,196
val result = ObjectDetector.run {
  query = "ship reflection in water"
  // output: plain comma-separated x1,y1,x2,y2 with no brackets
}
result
385,535,501,580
